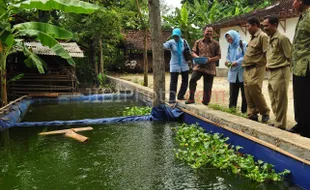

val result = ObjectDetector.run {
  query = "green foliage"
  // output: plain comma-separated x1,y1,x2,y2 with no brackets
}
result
12,0,99,14
208,103,247,118
0,0,98,68
123,106,152,116
132,77,144,86
14,22,75,65
174,123,291,182
97,73,107,88
163,2,201,46
62,6,122,69
164,0,273,39
0,0,99,105
7,73,24,84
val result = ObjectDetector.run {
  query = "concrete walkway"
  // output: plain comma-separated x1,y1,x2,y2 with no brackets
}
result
115,73,296,129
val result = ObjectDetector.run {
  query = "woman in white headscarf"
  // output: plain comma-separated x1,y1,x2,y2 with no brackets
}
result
224,30,247,113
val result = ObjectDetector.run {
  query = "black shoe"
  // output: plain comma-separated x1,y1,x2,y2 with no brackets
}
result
287,128,299,134
289,124,301,134
248,115,258,121
177,97,186,100
185,99,195,104
262,115,269,123
300,132,310,138
201,101,209,106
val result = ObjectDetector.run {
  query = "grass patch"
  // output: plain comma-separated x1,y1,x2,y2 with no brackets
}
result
208,103,247,118
132,77,144,86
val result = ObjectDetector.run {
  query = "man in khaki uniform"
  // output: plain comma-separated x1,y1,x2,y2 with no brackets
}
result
290,0,310,137
263,15,292,130
243,16,270,122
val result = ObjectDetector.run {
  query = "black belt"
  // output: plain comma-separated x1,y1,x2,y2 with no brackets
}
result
268,65,289,71
244,65,256,69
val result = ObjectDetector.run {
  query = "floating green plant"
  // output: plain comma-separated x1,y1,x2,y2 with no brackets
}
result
123,106,152,116
174,123,290,183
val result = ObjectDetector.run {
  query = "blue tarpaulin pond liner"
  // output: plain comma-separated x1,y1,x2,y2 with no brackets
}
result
0,93,183,129
13,105,183,127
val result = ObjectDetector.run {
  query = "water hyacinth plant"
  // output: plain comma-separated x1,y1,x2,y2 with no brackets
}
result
174,123,290,183
123,106,152,116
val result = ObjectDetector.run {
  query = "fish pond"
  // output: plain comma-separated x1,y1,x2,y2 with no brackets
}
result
0,121,299,190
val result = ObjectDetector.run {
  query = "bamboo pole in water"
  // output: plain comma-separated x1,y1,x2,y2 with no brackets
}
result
0,95,27,113
64,129,89,143
39,127,93,136
28,93,59,98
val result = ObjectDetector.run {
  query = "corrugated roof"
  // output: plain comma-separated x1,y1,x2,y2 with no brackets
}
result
209,0,299,29
24,42,84,58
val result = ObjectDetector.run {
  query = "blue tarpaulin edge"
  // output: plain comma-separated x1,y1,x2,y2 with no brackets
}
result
14,104,183,127
0,93,141,129
0,93,183,129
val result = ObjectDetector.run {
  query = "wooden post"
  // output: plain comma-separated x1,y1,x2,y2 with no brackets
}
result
148,0,165,106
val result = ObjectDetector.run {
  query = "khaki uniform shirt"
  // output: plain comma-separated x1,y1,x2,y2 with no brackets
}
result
192,38,221,76
292,8,310,77
243,29,268,67
267,31,292,69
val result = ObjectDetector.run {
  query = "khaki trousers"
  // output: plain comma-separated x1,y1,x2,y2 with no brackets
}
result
268,66,290,129
243,66,270,117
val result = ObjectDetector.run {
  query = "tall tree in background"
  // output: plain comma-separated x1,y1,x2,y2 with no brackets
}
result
134,0,149,87
148,0,165,106
62,6,121,86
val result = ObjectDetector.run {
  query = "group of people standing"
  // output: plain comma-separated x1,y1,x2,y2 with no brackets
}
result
163,0,310,138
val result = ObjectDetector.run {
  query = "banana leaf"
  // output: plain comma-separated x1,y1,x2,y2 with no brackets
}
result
14,22,75,65
21,44,47,73
11,0,99,14
0,31,13,47
14,22,73,40
7,73,24,84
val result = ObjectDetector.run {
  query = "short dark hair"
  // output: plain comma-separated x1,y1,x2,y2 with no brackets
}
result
203,26,213,31
247,16,260,27
264,15,279,26
302,0,310,5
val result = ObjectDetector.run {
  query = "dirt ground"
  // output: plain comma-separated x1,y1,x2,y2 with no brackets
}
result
113,73,296,129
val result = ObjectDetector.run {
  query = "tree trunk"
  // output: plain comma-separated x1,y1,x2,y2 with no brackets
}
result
89,41,98,76
0,42,8,107
135,0,149,87
98,38,104,75
143,30,148,87
148,0,165,106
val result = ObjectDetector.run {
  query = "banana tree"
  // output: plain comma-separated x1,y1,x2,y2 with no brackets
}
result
0,0,98,106
163,2,200,46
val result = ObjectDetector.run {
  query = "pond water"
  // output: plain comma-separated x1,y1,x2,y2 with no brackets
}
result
22,100,145,122
0,122,299,190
